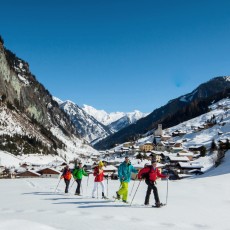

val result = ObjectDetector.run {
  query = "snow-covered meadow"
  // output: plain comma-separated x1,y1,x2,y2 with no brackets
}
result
1,151,230,230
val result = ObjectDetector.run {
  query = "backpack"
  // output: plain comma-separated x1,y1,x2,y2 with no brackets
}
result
93,167,99,176
64,169,72,180
141,166,151,180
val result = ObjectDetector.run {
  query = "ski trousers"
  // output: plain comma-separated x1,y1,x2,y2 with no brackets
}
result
92,181,105,197
117,181,129,201
75,179,82,194
64,178,70,193
144,180,160,205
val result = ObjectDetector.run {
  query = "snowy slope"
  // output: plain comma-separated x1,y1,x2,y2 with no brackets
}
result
0,151,229,230
0,104,99,165
167,98,230,149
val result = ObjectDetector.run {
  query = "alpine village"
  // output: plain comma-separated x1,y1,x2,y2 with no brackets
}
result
0,35,229,182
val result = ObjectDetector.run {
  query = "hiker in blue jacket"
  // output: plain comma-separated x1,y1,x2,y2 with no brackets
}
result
116,156,138,203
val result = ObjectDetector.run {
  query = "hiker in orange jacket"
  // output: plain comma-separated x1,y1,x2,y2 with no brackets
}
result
61,165,72,193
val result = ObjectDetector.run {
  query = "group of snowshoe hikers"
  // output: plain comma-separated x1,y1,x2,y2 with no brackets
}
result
61,156,169,207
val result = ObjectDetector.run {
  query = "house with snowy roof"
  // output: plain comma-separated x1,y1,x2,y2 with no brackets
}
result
218,139,230,149
188,145,204,152
156,141,166,151
0,165,5,178
123,142,134,148
36,168,61,178
16,170,41,178
172,130,187,137
161,134,171,141
177,150,194,161
168,156,190,167
178,162,204,174
139,141,155,152
170,146,184,153
148,151,162,162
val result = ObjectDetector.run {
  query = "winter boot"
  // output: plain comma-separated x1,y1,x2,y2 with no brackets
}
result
102,192,107,199
116,191,121,200
155,202,161,208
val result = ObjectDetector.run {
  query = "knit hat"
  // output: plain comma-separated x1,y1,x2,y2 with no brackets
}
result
98,161,104,167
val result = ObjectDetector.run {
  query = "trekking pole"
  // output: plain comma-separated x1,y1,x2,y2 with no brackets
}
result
54,178,61,193
130,180,142,206
86,174,90,195
81,182,84,195
69,179,75,190
166,178,169,205
97,183,99,199
107,174,109,197
129,174,137,196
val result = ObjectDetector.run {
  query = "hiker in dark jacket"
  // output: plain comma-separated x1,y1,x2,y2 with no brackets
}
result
72,162,88,195
138,160,169,207
61,165,72,193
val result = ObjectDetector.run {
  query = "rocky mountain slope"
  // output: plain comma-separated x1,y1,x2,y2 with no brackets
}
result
0,37,98,160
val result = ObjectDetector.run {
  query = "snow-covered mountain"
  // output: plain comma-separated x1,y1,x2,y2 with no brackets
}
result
0,38,99,162
82,104,148,132
125,97,230,155
95,76,230,150
53,99,113,144
167,97,230,149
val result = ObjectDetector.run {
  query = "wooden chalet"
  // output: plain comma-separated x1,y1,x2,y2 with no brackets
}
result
188,145,204,152
168,156,190,167
178,162,203,174
36,168,61,178
16,170,41,178
177,150,194,161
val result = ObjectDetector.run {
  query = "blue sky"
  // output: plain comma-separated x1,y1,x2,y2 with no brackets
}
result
1,0,230,113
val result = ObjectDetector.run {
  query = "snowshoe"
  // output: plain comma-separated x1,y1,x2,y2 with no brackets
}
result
152,203,166,208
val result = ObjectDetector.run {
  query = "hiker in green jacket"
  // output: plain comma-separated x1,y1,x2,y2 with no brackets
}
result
72,162,88,195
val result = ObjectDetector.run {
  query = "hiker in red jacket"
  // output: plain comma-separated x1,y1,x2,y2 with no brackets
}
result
92,161,106,198
61,165,72,193
138,160,169,207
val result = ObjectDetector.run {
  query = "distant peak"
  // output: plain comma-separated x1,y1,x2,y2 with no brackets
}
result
52,96,63,105
224,76,230,82
65,100,75,105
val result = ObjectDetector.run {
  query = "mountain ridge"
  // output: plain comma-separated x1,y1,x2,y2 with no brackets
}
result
94,76,230,150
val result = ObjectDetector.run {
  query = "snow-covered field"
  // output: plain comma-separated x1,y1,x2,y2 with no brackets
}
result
1,152,230,230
